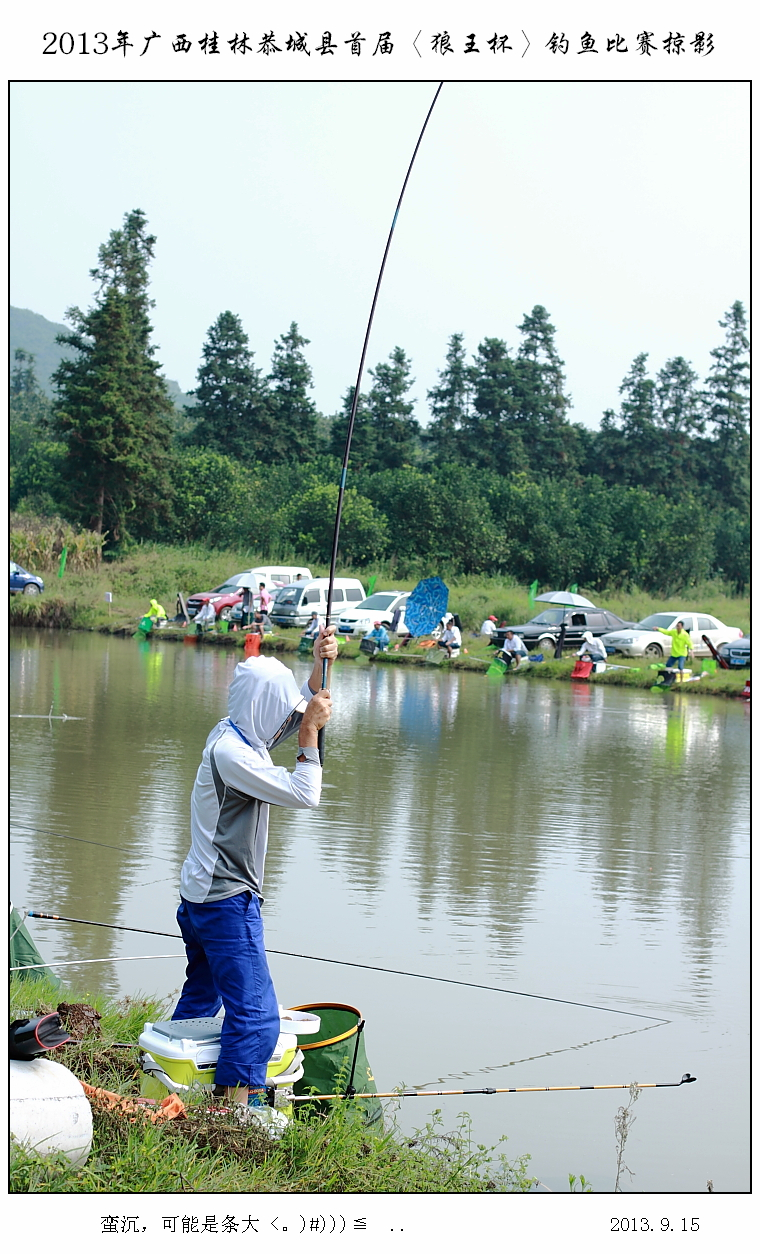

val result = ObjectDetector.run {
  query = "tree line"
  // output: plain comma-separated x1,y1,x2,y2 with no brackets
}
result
9,209,750,591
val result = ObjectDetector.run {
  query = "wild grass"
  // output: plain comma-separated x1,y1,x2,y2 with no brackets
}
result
10,976,537,1194
9,539,751,635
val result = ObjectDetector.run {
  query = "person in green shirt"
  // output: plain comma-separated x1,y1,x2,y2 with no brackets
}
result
661,621,692,672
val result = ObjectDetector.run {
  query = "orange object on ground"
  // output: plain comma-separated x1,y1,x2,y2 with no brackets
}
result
80,1081,186,1123
418,640,437,649
244,633,261,658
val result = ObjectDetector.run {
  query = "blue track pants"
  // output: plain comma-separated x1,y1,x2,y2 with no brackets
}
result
172,892,280,1090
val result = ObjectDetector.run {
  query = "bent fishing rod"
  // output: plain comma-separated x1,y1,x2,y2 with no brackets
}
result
318,82,444,764
290,1075,697,1102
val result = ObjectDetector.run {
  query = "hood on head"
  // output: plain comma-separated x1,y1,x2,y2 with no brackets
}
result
228,656,308,748
583,631,594,641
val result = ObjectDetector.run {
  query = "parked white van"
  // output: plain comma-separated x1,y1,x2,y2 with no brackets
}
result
269,578,366,629
240,566,312,590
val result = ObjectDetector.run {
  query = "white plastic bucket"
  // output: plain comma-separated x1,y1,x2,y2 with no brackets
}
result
10,1058,93,1166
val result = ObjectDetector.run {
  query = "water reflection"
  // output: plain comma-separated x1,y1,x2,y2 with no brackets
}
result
10,630,749,1189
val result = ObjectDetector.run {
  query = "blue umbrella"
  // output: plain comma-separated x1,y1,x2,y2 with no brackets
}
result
404,577,449,637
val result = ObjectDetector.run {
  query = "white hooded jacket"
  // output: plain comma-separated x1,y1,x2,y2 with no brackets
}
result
179,657,321,904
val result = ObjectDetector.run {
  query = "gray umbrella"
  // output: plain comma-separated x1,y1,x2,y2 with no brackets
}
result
534,590,596,609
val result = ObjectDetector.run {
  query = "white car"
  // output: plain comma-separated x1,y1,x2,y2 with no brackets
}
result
602,612,742,660
336,591,410,638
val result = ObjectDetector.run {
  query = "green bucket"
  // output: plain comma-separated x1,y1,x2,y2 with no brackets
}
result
291,1002,383,1130
138,615,153,633
298,636,314,655
217,620,229,634
701,658,717,675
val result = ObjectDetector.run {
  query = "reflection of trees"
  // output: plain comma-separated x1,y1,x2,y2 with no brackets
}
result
10,632,235,987
10,636,748,1006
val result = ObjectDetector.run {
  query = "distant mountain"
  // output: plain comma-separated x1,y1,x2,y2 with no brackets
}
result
10,306,194,410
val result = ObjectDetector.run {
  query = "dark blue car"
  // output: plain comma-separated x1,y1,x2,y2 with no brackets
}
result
719,637,750,667
10,561,44,596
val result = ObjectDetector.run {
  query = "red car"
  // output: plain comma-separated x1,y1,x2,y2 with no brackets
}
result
186,577,249,621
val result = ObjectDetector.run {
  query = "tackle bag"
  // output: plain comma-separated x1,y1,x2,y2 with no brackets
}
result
570,658,594,680
290,1002,383,1130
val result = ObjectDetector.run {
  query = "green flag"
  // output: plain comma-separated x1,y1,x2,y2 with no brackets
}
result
57,547,68,578
528,579,538,611
367,575,377,596
569,583,578,594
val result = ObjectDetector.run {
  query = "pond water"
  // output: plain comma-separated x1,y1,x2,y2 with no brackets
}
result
9,630,749,1193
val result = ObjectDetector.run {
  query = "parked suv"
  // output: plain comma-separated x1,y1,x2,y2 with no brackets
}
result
337,591,410,638
269,578,366,629
493,607,634,654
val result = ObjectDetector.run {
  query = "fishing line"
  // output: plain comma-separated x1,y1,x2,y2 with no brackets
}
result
10,824,177,863
11,954,183,971
418,1022,663,1090
20,910,668,1022
319,82,444,763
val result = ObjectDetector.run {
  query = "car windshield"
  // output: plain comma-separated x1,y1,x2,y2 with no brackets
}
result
211,583,242,595
636,614,679,630
528,610,565,625
356,593,396,611
273,585,302,605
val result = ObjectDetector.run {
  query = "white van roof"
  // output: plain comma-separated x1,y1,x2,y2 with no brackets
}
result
245,565,312,578
295,577,363,587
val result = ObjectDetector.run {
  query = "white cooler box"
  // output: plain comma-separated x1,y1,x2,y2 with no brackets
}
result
139,1008,320,1107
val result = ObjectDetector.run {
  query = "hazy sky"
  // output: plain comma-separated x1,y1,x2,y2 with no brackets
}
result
10,80,748,427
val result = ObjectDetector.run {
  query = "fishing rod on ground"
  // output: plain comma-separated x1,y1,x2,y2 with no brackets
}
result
318,82,444,765
289,1075,697,1102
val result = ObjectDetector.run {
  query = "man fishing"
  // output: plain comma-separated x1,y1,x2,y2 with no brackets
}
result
172,624,338,1108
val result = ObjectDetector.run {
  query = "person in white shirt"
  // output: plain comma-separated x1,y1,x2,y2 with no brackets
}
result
194,600,217,631
438,621,462,658
500,630,529,667
480,615,498,637
576,630,607,662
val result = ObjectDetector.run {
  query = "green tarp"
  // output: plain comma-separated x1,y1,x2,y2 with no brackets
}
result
292,1003,383,1130
10,908,61,987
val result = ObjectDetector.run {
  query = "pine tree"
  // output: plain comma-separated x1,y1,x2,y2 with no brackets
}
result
189,311,266,460
460,338,528,476
328,385,376,470
426,332,469,464
10,349,51,461
655,357,702,435
51,210,174,540
260,322,318,463
515,305,576,474
702,301,750,509
615,352,664,490
516,305,571,424
365,346,418,472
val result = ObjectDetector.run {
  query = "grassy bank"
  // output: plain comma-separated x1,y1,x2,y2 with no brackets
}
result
8,540,751,636
373,650,749,698
10,975,537,1194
